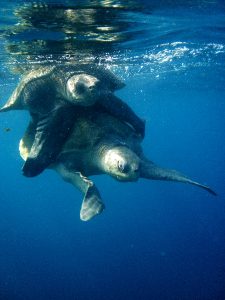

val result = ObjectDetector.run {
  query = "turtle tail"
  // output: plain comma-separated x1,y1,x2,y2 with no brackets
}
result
140,159,217,196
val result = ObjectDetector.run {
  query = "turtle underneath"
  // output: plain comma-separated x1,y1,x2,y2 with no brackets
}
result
19,106,216,221
0,64,145,177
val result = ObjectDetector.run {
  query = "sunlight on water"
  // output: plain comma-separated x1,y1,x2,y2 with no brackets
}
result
0,1,224,88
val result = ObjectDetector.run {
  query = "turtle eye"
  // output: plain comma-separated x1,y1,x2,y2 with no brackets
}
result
118,161,129,173
76,82,86,95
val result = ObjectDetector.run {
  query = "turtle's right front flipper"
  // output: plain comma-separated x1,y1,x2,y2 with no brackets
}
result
80,184,105,221
22,105,77,177
54,164,105,221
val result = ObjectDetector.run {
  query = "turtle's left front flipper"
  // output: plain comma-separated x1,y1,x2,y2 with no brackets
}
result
98,94,145,138
140,158,217,196
22,104,77,177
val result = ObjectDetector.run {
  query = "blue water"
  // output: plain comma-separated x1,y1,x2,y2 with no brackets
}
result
0,1,225,299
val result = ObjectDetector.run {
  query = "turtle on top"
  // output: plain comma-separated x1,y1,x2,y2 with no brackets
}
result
0,64,145,177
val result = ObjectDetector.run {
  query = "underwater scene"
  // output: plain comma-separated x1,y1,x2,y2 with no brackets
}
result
0,0,225,299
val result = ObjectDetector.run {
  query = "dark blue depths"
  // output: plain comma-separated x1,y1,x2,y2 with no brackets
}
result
0,1,225,300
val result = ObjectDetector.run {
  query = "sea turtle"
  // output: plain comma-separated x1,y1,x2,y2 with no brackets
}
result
0,64,145,177
19,106,216,221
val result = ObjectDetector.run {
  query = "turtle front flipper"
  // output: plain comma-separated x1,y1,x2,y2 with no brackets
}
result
140,158,216,196
54,164,105,221
80,184,104,221
97,94,145,138
22,105,77,177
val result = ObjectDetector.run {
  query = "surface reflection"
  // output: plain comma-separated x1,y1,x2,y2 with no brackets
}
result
3,0,149,69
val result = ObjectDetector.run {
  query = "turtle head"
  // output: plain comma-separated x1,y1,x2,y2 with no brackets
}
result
103,146,140,181
66,73,100,106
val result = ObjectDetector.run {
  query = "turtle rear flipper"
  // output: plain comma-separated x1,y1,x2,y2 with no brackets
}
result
22,105,77,177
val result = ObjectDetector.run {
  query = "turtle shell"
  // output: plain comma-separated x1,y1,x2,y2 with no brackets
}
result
0,64,125,112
